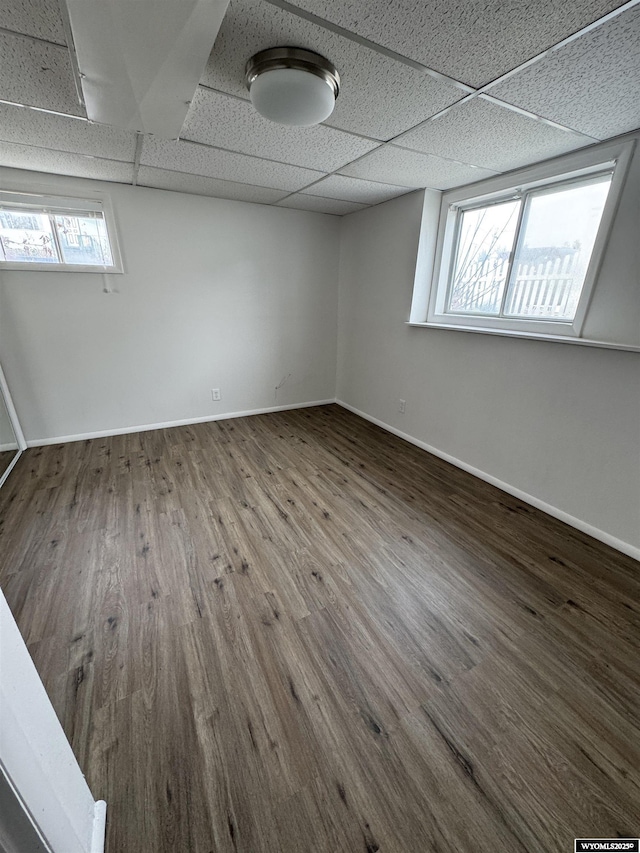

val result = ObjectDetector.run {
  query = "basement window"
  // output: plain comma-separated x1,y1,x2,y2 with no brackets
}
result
0,191,122,273
416,139,634,339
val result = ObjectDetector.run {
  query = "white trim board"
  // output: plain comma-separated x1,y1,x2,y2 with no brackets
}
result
406,322,640,352
91,801,107,853
336,400,640,562
25,399,336,447
0,361,26,450
0,450,21,490
0,590,107,853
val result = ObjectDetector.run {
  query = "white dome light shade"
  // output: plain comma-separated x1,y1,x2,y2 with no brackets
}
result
250,68,336,126
245,47,340,128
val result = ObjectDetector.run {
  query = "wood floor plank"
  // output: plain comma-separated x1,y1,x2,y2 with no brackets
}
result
0,404,638,853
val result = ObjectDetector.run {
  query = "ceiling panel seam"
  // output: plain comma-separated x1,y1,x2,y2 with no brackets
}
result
380,92,479,145
477,0,640,94
383,142,496,172
196,73,597,149
136,167,291,199
191,83,249,106
289,188,415,212
260,0,639,140
479,95,603,140
268,144,386,191
313,147,391,187
0,26,67,49
0,138,134,165
1,0,636,209
274,173,342,201
0,98,87,120
132,133,144,185
167,133,332,172
384,137,595,171
334,189,415,211
137,187,291,206
330,140,500,177
281,190,411,211
261,0,475,92
137,163,411,206
137,161,320,193
378,92,602,148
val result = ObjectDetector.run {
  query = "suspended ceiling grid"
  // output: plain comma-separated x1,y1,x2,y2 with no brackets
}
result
0,0,639,214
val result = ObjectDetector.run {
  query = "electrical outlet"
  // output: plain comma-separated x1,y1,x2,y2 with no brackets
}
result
211,388,221,402
399,399,406,413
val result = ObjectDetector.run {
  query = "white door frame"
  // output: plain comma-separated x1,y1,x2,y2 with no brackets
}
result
0,361,26,490
0,590,107,853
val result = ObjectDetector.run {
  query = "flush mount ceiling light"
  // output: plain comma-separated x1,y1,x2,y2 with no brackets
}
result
245,47,340,127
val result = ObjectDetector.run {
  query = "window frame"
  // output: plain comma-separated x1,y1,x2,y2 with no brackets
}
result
0,189,123,273
423,139,635,338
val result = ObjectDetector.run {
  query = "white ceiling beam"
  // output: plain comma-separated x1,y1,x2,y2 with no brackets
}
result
63,0,230,138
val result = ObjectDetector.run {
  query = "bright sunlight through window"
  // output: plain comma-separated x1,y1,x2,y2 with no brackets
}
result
0,191,121,273
448,175,612,322
419,140,634,341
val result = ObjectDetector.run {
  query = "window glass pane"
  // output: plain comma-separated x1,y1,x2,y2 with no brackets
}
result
54,213,114,266
0,209,60,263
447,200,520,315
504,176,612,320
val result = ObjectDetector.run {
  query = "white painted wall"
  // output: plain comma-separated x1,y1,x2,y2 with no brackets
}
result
582,138,640,345
1,154,638,556
0,167,339,443
336,190,640,557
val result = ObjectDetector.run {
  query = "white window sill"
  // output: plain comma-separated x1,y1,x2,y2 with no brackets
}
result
0,264,123,273
406,321,640,353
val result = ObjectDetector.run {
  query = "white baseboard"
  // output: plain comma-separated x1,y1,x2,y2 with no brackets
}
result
336,400,640,562
0,448,22,489
23,397,638,561
91,801,107,853
25,399,336,447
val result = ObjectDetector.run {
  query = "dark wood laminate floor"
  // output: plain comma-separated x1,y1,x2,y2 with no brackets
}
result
0,404,639,853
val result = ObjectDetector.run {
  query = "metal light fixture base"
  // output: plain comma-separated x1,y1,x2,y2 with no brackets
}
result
245,47,340,98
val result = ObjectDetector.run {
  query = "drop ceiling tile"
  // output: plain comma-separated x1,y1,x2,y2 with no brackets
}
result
285,0,629,87
303,174,412,204
0,141,133,182
181,87,379,172
201,0,465,140
0,102,137,160
0,0,67,45
140,137,324,192
395,97,596,172
487,6,640,140
137,166,287,204
0,33,83,115
339,144,497,190
276,194,367,215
